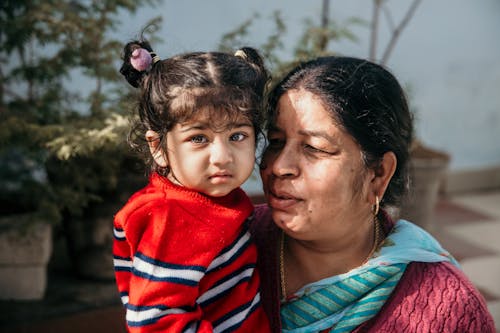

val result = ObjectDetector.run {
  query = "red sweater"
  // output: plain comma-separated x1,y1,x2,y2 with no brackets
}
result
113,174,271,332
251,204,496,333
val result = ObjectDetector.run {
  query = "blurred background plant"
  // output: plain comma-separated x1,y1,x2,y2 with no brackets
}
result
0,0,427,280
0,0,162,225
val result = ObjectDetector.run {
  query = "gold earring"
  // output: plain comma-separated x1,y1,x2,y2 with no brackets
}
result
373,195,380,216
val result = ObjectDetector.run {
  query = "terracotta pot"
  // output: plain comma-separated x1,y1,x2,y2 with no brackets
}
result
399,141,450,232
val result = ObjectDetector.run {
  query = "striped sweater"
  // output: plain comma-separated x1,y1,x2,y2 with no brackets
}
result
113,174,271,332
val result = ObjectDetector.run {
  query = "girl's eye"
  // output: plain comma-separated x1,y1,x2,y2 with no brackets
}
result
190,135,208,144
230,132,247,142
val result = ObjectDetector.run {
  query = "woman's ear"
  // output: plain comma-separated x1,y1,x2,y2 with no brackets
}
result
145,130,168,167
370,151,397,201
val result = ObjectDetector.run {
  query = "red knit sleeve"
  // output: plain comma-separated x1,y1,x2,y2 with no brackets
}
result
113,192,216,332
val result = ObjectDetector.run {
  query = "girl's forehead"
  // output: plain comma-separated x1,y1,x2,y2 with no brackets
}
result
179,106,252,128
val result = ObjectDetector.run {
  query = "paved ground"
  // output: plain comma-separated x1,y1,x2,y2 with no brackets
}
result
1,189,499,332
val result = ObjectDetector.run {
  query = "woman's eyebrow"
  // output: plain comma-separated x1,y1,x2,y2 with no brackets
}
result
298,129,337,144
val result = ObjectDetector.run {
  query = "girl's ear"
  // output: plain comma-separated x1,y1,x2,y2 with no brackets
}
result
370,151,397,202
145,130,168,167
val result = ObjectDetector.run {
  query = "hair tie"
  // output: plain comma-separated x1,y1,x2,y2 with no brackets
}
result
150,52,161,65
131,48,160,72
234,49,247,60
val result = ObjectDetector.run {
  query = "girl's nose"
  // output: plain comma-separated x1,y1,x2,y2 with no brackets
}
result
209,140,233,165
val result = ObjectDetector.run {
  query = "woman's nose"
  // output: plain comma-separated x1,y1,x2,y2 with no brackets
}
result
268,145,299,178
209,140,233,165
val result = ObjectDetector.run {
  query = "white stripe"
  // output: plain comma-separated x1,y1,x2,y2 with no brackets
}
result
214,293,261,333
197,267,253,305
121,295,129,305
126,306,186,324
134,255,204,283
114,258,132,269
183,321,198,333
114,227,125,239
207,232,250,272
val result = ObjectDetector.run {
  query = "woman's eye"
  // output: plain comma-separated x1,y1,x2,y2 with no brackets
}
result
305,144,322,152
305,144,335,155
230,132,247,142
190,135,208,144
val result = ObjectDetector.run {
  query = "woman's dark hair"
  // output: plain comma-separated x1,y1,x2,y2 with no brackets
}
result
119,39,269,175
266,56,413,207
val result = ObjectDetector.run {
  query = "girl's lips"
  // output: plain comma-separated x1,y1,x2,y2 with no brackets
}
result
209,174,233,184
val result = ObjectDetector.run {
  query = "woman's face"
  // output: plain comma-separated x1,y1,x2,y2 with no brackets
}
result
260,89,374,241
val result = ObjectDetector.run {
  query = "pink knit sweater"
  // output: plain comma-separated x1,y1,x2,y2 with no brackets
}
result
251,205,496,333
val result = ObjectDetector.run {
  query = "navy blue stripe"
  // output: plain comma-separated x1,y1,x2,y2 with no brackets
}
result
131,268,198,286
214,297,261,333
183,320,199,332
125,303,197,327
115,266,131,272
207,231,252,273
113,254,131,261
135,252,206,272
113,227,126,241
198,263,255,307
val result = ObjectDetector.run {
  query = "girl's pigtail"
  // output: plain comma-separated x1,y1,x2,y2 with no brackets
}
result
234,47,269,95
120,40,160,88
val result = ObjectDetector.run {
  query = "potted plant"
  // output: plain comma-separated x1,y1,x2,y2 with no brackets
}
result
0,1,160,299
400,140,450,231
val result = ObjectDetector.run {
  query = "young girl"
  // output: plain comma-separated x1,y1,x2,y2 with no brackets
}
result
113,39,271,332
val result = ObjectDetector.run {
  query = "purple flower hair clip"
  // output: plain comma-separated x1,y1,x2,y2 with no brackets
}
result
130,48,160,72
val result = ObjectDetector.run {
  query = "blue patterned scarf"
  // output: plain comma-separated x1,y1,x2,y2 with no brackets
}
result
280,220,459,333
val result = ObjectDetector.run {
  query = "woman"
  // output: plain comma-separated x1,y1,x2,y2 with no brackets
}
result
252,56,495,332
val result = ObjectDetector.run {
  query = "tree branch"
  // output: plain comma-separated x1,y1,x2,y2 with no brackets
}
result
369,0,383,62
318,0,330,52
380,0,422,65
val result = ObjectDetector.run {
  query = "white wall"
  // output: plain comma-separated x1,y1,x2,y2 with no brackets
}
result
122,0,500,193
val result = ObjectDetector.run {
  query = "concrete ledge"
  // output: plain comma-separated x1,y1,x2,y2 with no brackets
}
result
0,218,52,300
0,266,47,300
445,165,500,194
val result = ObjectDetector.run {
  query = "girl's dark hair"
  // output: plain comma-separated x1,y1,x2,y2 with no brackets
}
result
266,56,414,207
119,39,269,175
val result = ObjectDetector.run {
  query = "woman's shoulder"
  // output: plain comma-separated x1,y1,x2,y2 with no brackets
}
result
362,261,495,332
250,204,280,243
253,203,271,219
400,261,486,303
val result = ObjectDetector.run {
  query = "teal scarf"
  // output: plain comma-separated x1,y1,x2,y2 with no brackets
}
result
281,220,459,333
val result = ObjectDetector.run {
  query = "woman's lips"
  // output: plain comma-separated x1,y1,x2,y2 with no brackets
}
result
267,189,301,210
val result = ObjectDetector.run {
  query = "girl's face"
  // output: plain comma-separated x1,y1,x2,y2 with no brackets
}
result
260,89,373,241
164,111,256,197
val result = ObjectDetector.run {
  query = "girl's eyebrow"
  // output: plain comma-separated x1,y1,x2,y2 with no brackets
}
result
179,122,252,132
179,123,208,132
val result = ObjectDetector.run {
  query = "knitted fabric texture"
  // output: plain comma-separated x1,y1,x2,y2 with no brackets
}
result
113,174,271,332
251,204,496,333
